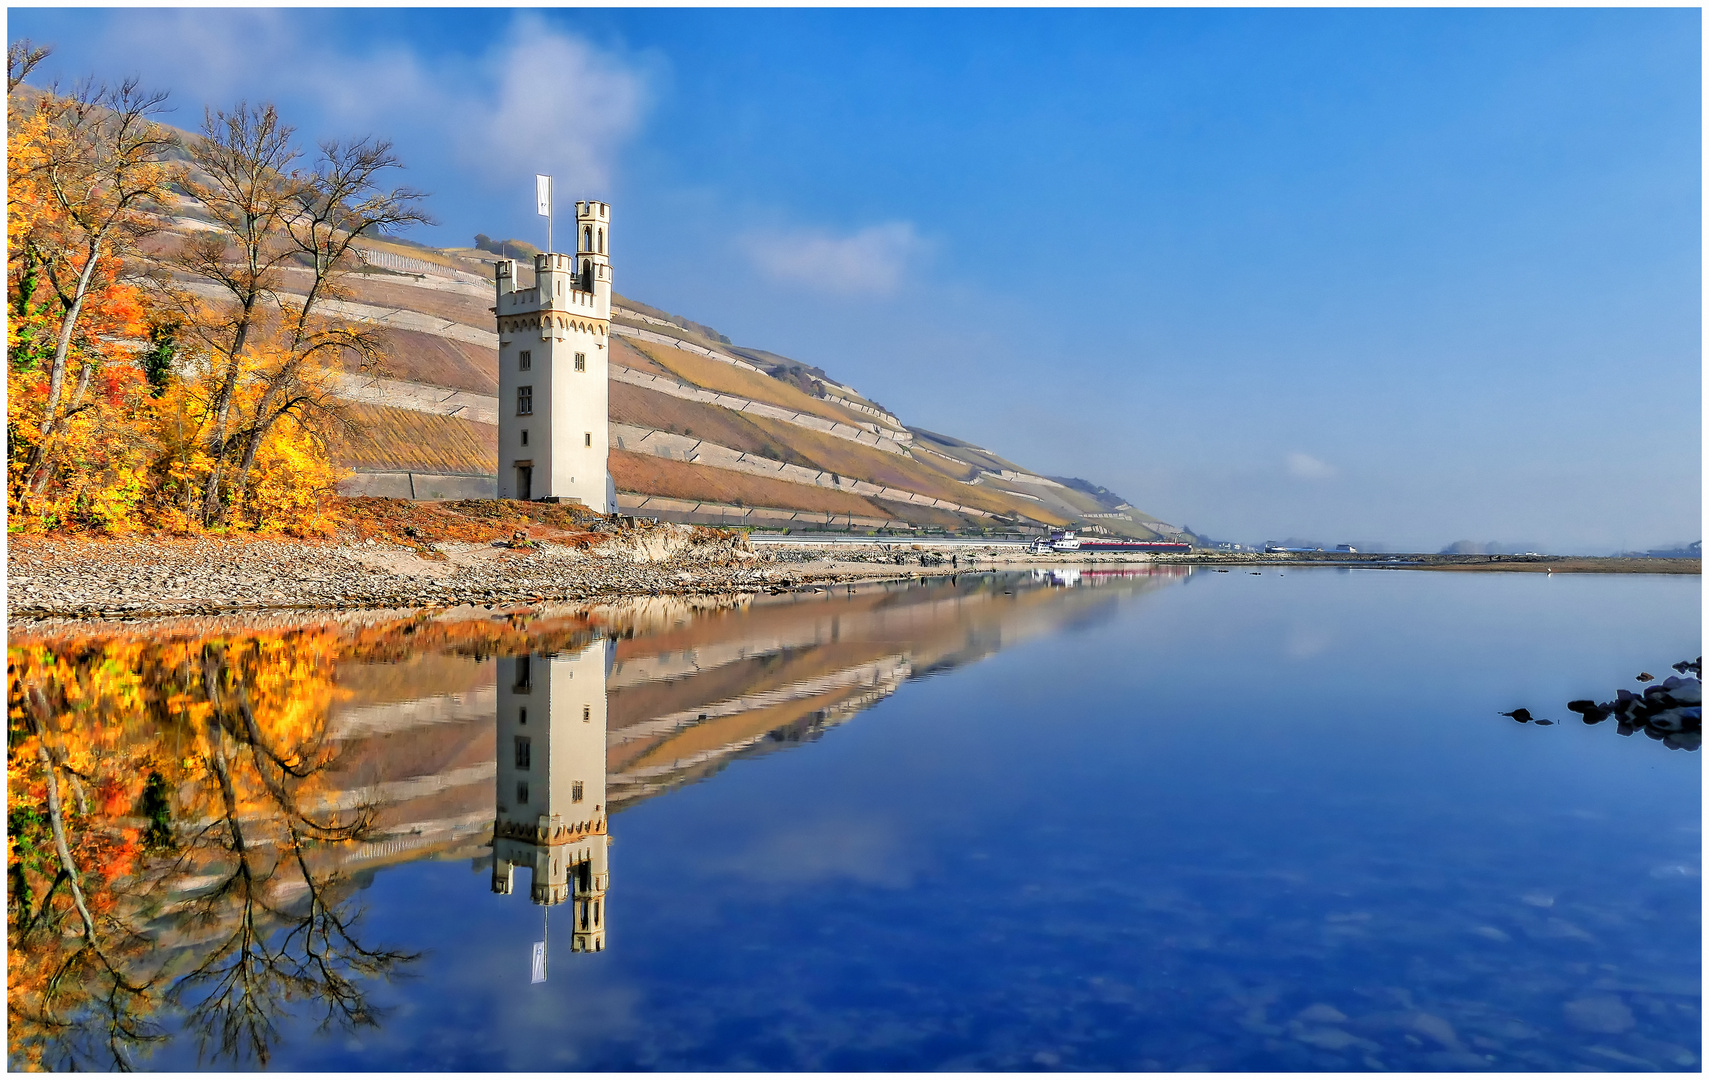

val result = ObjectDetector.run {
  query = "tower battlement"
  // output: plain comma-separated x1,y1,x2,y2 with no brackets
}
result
493,198,614,510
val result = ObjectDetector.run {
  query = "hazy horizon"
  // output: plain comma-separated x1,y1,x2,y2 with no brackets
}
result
11,8,1700,553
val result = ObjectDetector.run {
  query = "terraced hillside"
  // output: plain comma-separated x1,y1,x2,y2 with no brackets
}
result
140,196,1184,538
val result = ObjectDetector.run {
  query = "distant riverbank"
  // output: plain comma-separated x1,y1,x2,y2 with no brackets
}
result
1148,551,1700,575
757,541,1700,576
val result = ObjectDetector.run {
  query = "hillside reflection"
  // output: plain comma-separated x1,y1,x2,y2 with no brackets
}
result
7,567,1188,1068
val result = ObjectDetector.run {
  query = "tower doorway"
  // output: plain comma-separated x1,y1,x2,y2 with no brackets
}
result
516,463,533,501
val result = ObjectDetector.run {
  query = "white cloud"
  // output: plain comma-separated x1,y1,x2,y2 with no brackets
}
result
86,10,650,199
741,222,929,296
447,16,649,195
89,9,299,110
1286,452,1337,480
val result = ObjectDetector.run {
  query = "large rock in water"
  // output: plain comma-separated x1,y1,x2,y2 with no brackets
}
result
1516,659,1700,751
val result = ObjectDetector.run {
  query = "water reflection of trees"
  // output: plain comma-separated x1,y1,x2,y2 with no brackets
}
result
8,607,634,1069
7,631,415,1069
8,578,1188,1067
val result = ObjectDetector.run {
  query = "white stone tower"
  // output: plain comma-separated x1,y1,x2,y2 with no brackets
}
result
491,639,611,953
494,200,613,511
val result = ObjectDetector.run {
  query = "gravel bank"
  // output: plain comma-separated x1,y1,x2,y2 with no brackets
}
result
7,528,960,624
17,531,1685,626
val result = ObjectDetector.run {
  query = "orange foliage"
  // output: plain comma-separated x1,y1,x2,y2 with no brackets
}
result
6,604,642,1062
6,625,360,1068
7,84,351,538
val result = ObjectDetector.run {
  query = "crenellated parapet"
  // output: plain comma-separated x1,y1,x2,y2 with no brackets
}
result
492,202,614,510
492,814,609,845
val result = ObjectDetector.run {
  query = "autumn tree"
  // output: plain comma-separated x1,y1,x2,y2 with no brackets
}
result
5,48,177,508
223,138,431,519
161,104,431,527
7,628,414,1069
164,104,304,524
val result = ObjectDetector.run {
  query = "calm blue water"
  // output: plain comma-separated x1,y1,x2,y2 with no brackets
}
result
34,568,1708,1070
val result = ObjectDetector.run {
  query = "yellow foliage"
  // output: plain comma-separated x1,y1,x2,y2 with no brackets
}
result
7,86,351,538
4,609,629,1067
6,625,360,1068
245,411,343,535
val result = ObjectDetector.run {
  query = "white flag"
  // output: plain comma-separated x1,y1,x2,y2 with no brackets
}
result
531,940,547,983
535,175,552,217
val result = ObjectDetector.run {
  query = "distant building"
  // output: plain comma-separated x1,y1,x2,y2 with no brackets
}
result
491,640,611,954
494,201,615,510
1334,544,1357,553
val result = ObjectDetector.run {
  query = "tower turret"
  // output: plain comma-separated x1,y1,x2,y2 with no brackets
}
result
533,252,575,310
575,200,611,309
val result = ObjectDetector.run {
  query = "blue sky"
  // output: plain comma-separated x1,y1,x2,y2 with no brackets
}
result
11,7,1700,551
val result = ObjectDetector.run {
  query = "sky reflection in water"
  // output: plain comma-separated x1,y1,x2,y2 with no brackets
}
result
10,567,1700,1071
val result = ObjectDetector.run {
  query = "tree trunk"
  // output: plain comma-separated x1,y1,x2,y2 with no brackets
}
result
66,354,98,414
198,300,259,524
24,238,106,497
33,742,96,939
38,239,104,439
222,383,289,525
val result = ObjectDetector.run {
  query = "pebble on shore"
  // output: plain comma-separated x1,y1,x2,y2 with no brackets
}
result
6,526,1024,625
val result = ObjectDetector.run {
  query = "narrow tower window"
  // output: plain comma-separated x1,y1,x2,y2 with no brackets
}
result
514,736,531,770
519,707,528,725
520,430,528,446
583,704,591,722
519,350,531,371
572,780,584,803
574,352,586,372
517,386,533,416
585,432,592,447
598,228,604,254
583,225,592,251
517,782,529,804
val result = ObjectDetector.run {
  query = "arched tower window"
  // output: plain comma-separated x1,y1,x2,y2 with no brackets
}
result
597,228,605,254
582,226,592,252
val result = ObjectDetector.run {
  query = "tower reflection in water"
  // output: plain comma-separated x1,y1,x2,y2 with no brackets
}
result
490,639,611,953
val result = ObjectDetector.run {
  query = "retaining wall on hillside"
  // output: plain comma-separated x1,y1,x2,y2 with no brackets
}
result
615,493,906,531
332,374,500,425
610,366,911,455
610,314,907,432
612,424,990,519
339,471,498,500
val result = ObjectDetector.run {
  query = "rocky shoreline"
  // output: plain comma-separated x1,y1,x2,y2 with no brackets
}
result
4,526,974,624
7,526,1699,625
